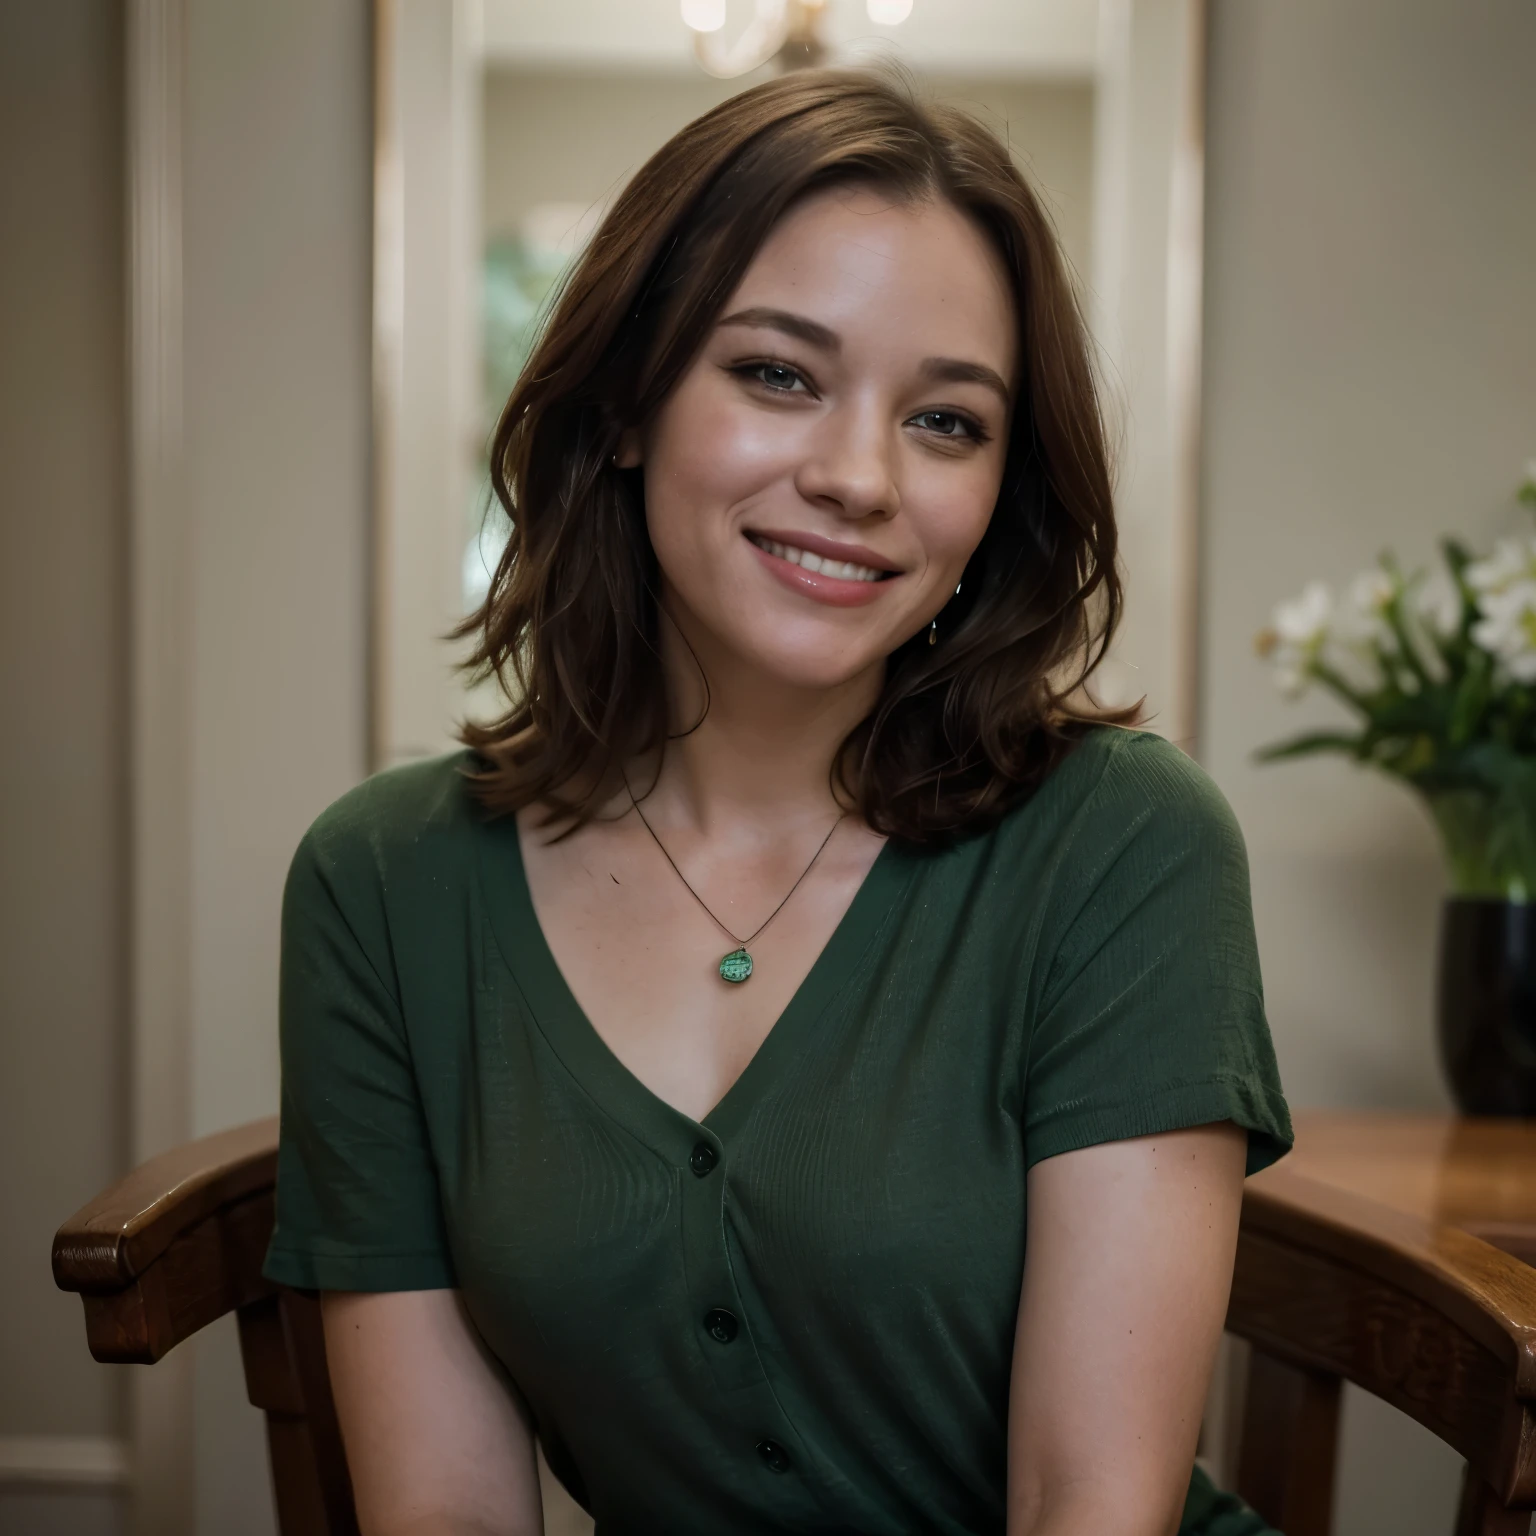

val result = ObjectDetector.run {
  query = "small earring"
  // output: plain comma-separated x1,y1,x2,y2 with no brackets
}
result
928,580,961,647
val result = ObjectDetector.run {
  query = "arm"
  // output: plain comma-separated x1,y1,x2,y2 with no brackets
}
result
1007,1122,1247,1536
322,1289,545,1536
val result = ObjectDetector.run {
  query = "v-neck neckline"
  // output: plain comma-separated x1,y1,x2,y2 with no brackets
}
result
475,810,918,1162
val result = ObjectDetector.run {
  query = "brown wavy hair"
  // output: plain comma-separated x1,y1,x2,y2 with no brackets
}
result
459,68,1132,845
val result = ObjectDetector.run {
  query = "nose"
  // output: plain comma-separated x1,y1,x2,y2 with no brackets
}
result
793,396,901,522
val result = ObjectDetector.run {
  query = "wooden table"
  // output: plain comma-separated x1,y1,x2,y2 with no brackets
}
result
1280,1111,1536,1269
1229,1111,1536,1536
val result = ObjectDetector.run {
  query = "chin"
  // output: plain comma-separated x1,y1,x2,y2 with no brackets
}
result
728,625,889,694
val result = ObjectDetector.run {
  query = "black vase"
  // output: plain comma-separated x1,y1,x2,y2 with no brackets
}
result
1437,898,1536,1115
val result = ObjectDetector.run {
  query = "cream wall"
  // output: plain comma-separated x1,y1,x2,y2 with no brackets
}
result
482,68,1096,288
0,3,373,1534
1201,1,1536,1530
0,3,128,1533
179,4,373,1533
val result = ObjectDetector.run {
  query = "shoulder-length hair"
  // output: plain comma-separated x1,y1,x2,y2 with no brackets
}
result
459,68,1132,845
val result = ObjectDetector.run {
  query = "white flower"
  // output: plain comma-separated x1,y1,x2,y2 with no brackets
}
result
1415,573,1462,638
1273,581,1332,647
1335,568,1398,651
1262,582,1333,697
1463,533,1536,682
1273,661,1309,698
1350,569,1393,612
1466,537,1536,597
1470,579,1536,682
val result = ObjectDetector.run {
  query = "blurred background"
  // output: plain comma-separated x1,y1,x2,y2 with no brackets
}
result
1,1,1532,1533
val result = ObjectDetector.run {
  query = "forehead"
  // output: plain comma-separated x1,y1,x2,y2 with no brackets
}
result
724,185,1019,385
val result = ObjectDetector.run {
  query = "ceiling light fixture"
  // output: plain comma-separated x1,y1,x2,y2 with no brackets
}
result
680,0,727,32
681,0,841,78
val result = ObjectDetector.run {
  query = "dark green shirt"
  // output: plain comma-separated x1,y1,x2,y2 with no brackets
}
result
264,727,1290,1535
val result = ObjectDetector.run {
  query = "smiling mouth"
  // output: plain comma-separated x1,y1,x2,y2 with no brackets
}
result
745,532,895,584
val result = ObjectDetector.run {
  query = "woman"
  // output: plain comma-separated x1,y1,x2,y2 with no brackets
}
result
265,71,1290,1536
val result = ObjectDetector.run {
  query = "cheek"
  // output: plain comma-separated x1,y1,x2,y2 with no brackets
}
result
903,455,1003,573
644,372,799,517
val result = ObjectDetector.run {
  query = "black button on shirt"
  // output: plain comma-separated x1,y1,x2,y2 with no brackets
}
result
688,1141,718,1177
703,1307,738,1344
756,1440,792,1474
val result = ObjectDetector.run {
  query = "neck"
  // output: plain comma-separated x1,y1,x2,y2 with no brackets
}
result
635,594,882,835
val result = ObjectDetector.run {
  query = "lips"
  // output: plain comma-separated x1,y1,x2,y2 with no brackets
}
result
745,533,889,583
743,528,902,609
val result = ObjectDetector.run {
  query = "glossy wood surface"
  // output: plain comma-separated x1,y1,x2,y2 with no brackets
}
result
1278,1111,1536,1268
1232,1164,1536,1503
53,1116,280,1291
52,1117,352,1533
1230,1112,1536,1533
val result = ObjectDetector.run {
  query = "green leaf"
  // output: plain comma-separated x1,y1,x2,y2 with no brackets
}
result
1382,590,1434,689
1440,537,1482,643
1448,651,1494,746
1255,731,1366,763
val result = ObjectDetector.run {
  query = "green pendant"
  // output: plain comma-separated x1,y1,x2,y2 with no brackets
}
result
718,948,753,984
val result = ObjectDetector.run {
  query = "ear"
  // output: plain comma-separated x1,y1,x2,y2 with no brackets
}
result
613,427,643,469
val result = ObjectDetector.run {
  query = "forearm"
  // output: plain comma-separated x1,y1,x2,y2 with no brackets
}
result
324,1291,545,1536
1011,1481,1182,1536
365,1518,540,1536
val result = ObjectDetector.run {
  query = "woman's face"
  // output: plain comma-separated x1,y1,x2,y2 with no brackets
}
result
628,184,1018,695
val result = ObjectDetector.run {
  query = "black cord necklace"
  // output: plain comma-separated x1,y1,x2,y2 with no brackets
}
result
624,779,845,985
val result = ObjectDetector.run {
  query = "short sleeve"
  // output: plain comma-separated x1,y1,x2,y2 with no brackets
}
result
1022,734,1292,1175
262,814,456,1292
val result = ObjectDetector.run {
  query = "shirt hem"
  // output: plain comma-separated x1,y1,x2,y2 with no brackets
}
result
1025,1077,1294,1177
262,1245,458,1293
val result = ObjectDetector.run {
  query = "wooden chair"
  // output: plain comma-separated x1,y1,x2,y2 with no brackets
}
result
1231,1162,1536,1536
53,1121,1536,1536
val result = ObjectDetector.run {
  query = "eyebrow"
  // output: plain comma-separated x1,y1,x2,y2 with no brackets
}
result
716,305,1012,407
716,306,839,351
918,357,1012,406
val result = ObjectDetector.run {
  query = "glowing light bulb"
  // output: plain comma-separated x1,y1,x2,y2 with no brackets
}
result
681,0,727,32
866,0,912,21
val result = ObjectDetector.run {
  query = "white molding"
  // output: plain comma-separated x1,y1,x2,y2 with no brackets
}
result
0,1436,131,1489
371,0,401,770
125,4,196,1535
1166,0,1206,750
372,0,485,767
1087,0,1207,750
126,0,192,1170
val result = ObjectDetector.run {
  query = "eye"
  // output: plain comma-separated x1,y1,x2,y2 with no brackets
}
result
733,360,811,395
910,409,983,441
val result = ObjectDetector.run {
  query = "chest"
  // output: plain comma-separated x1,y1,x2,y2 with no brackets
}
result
444,933,1031,1382
401,829,1041,1526
417,809,1044,1341
516,809,887,1122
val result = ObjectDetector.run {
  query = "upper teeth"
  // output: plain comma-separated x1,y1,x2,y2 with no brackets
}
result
749,534,886,583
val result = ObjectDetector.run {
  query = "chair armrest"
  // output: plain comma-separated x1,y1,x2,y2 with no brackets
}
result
53,1117,281,1363
1231,1164,1536,1506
